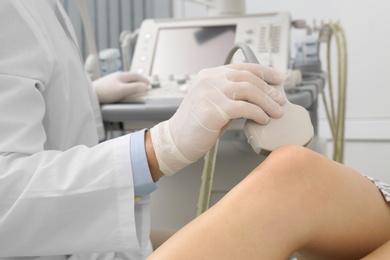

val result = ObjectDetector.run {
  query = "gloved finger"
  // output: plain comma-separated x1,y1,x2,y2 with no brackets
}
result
224,69,286,105
219,119,233,137
117,71,150,84
225,63,286,85
224,81,284,118
121,82,149,96
223,99,271,125
195,80,272,125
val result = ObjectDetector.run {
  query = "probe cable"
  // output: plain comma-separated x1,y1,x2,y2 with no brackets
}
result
318,22,348,163
196,42,260,216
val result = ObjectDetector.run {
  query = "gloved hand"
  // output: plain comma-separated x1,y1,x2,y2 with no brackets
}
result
92,71,150,103
150,63,287,176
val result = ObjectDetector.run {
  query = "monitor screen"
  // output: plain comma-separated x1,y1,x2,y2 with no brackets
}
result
151,25,236,80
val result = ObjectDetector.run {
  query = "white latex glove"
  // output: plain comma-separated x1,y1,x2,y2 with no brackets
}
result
150,63,286,176
92,71,150,103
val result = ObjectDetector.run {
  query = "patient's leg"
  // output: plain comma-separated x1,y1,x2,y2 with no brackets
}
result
148,145,390,260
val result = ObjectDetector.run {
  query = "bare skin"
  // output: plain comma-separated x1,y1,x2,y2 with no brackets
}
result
147,145,390,259
145,130,163,182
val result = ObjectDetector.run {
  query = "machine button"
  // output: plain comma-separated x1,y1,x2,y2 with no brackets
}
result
151,82,161,89
139,55,148,62
144,32,152,40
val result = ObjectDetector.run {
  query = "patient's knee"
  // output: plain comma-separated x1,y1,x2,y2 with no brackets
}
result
266,145,316,169
256,145,323,186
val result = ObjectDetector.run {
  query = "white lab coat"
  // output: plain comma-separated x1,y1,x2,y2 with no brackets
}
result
0,0,151,259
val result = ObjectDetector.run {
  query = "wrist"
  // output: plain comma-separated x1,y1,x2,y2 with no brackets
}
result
145,129,164,182
150,121,194,176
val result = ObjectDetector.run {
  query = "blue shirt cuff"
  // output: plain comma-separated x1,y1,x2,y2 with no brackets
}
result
130,129,157,198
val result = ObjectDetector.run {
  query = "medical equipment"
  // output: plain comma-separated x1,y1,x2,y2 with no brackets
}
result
317,22,348,163
244,88,314,155
127,12,291,103
292,20,348,163
99,48,123,77
225,43,313,155
120,29,140,71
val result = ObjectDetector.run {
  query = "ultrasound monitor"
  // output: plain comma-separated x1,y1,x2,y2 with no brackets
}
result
151,25,236,80
131,12,291,82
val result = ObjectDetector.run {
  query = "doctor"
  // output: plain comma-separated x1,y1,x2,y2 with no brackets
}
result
0,0,286,259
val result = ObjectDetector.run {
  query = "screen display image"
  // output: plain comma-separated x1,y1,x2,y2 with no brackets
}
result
151,25,236,80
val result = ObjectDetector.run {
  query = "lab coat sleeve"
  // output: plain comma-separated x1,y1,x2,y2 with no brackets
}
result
0,131,140,256
0,74,140,256
0,74,150,257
